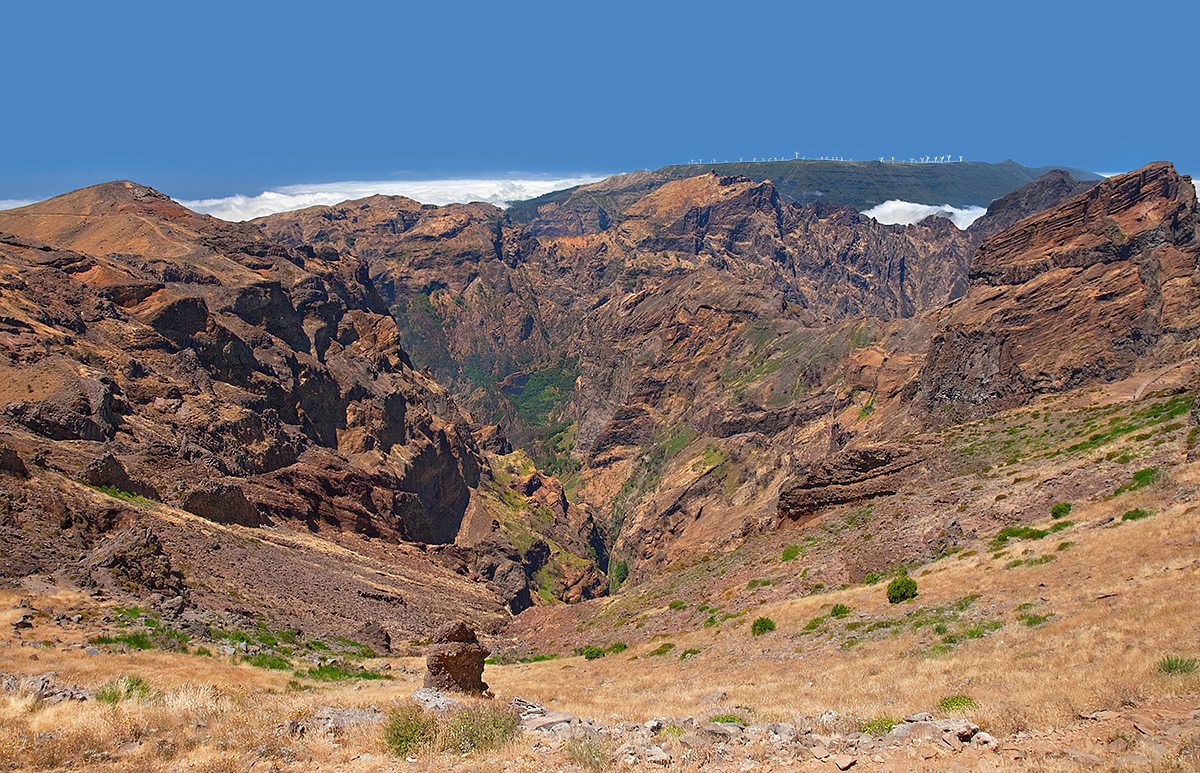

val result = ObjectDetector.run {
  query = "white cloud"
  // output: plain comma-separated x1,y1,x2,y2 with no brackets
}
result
176,176,608,222
0,199,35,212
861,200,987,230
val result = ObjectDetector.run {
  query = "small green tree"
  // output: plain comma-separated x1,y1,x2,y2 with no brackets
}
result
1050,502,1072,518
886,576,918,604
750,617,776,635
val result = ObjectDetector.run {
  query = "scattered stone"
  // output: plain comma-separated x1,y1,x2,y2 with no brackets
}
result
698,690,728,706
834,753,857,770
411,687,465,713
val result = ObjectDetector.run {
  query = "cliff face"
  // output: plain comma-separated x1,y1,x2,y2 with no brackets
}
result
254,167,1112,576
0,181,487,543
915,162,1200,418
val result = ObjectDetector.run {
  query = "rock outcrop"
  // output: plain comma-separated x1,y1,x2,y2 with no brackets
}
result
424,620,489,695
916,162,1200,418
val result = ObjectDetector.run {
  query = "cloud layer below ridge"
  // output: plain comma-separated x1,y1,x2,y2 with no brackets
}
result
861,200,987,229
177,177,607,221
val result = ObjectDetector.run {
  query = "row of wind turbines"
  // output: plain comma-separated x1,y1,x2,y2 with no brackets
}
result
685,154,965,165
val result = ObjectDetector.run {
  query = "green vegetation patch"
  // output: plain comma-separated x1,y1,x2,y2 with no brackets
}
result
938,695,978,713
886,576,918,604
750,617,776,636
95,674,159,705
1114,467,1160,495
1121,508,1153,522
1157,655,1198,675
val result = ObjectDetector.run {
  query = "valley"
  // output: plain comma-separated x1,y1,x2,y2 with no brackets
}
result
0,159,1196,771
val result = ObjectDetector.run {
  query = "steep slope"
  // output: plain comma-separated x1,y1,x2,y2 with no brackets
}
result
0,181,609,639
915,161,1200,419
257,167,1110,582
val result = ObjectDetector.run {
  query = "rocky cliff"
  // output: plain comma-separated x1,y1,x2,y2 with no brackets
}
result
256,166,1111,579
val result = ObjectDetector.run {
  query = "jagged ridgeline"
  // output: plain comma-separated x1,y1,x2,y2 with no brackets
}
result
259,160,1197,587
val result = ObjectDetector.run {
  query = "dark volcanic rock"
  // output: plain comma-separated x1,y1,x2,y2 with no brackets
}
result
84,527,185,596
180,480,263,527
354,620,392,655
74,451,158,500
0,442,28,478
778,444,923,522
424,620,489,695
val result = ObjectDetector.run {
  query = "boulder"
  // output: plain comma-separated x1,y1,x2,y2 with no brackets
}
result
180,480,262,526
423,620,489,695
74,451,158,500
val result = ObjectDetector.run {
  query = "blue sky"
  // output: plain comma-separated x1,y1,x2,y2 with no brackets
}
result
3,0,1196,209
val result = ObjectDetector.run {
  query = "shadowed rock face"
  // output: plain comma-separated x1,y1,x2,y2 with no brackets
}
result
0,181,487,545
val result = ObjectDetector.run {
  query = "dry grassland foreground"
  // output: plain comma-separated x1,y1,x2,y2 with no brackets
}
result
2,389,1200,772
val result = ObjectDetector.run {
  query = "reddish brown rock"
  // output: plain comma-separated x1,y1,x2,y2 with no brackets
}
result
424,620,489,695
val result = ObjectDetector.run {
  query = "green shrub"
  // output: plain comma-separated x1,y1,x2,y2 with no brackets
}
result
991,526,1049,549
1050,520,1073,532
781,544,801,562
862,572,881,585
1019,611,1053,627
443,703,520,753
668,600,685,611
1157,655,1198,675
938,695,978,713
1050,502,1072,518
382,703,437,757
1121,508,1152,522
886,576,918,604
95,675,159,705
606,642,628,655
830,604,851,618
679,648,700,660
582,646,606,660
564,736,614,772
750,617,776,636
1056,541,1075,551
1115,467,1160,495
302,663,394,681
862,716,897,736
89,632,153,651
645,643,675,657
244,653,291,670
746,578,771,589
709,713,744,724
609,561,629,590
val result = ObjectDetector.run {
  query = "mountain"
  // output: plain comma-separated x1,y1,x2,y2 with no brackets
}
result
1,160,1193,641
0,181,607,641
258,164,1176,583
506,159,1105,225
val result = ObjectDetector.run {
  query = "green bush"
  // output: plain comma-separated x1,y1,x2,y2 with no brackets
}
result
830,604,851,618
862,716,897,736
606,642,628,655
862,572,881,585
1050,502,1072,518
886,576,918,604
582,646,606,660
443,703,520,753
645,643,675,657
781,544,801,562
679,647,700,659
1122,508,1152,522
709,713,745,724
750,617,776,636
95,675,159,705
668,600,685,611
609,561,629,590
564,736,613,772
382,704,437,757
1157,655,1198,675
938,695,978,713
